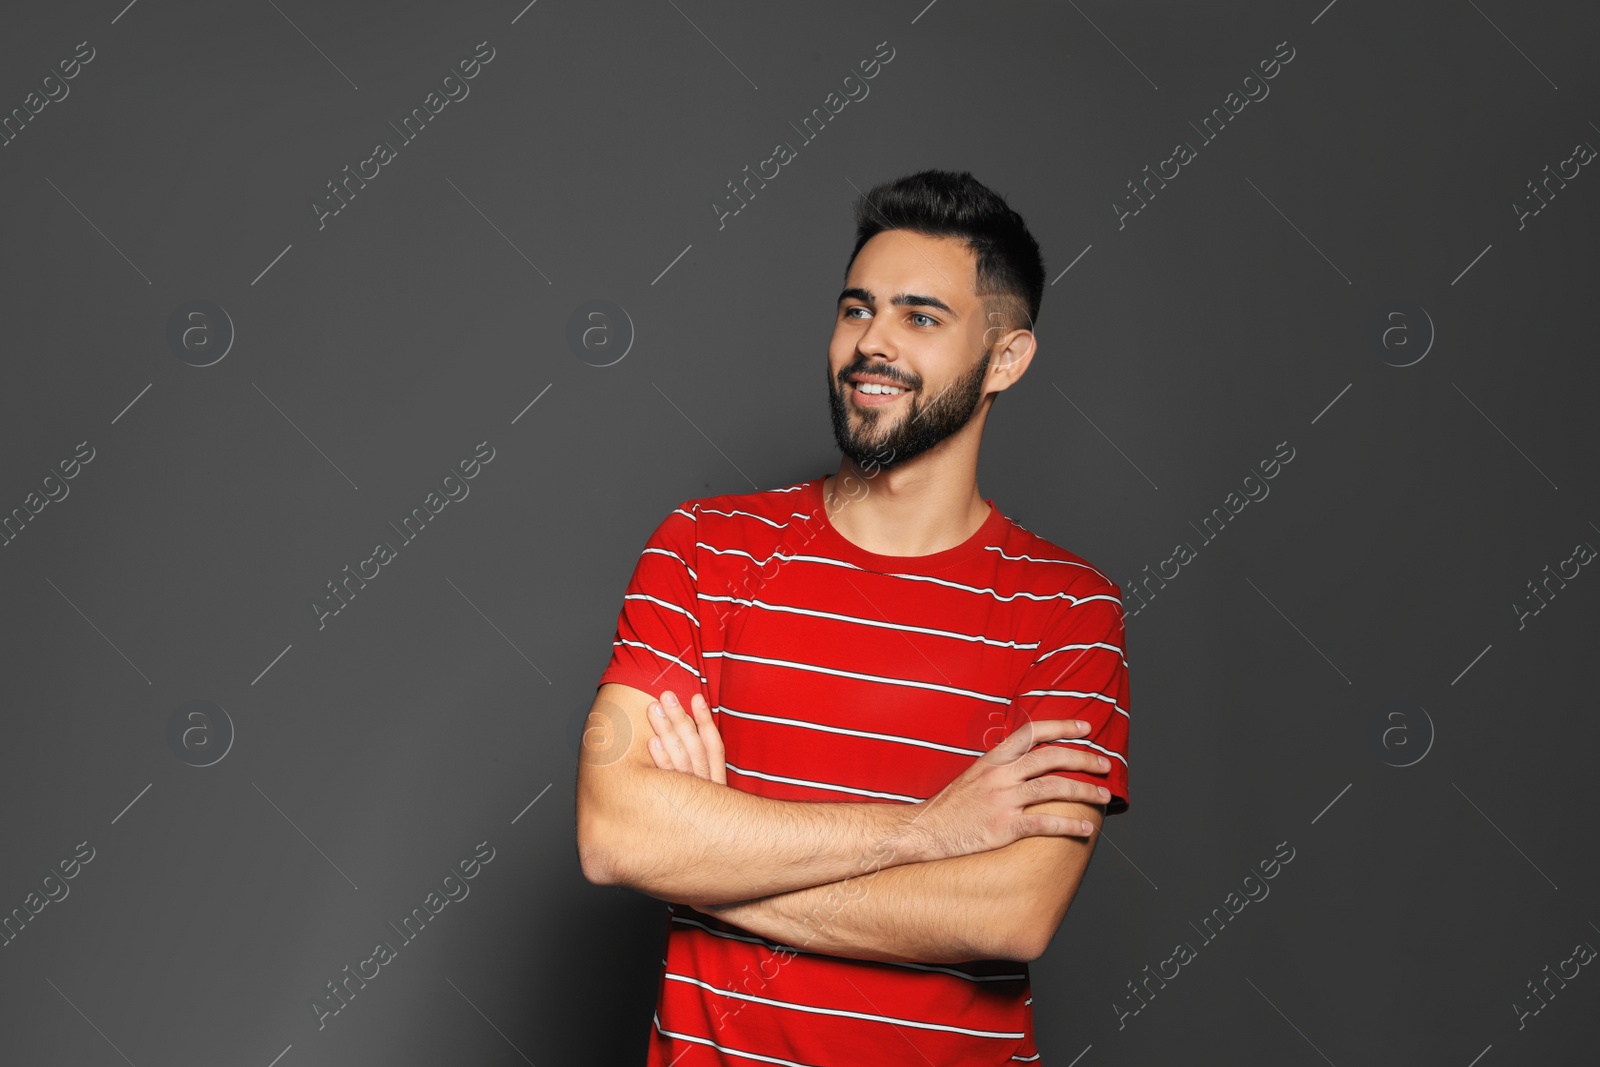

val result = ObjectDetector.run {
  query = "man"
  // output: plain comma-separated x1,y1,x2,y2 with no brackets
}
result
576,170,1130,1064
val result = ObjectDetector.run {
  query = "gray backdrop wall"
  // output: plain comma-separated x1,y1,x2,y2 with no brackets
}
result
2,1,1596,1064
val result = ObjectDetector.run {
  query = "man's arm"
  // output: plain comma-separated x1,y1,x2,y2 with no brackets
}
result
578,503,941,904
659,580,1129,963
704,798,1103,964
576,684,1107,908
576,683,933,905
579,501,1111,909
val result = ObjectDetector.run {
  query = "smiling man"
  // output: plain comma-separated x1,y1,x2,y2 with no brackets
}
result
576,169,1131,1065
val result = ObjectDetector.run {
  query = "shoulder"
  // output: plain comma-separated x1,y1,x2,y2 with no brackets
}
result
987,509,1121,601
672,478,818,530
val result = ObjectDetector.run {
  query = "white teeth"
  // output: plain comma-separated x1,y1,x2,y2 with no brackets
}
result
856,382,905,395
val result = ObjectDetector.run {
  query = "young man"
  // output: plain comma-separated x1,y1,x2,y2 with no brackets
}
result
576,170,1130,1064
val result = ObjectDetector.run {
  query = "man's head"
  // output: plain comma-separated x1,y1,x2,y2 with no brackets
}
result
827,170,1045,473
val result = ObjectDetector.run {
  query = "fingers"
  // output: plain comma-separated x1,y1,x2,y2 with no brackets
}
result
1004,723,1113,808
986,719,1101,772
1023,772,1113,807
648,693,696,774
650,691,717,780
1017,809,1099,839
1007,718,1095,748
670,691,710,779
984,718,1087,763
688,693,727,785
1024,742,1113,777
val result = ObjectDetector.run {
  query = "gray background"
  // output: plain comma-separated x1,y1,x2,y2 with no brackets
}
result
2,0,1596,1063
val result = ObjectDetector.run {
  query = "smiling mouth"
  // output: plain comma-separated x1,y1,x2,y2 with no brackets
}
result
848,381,911,404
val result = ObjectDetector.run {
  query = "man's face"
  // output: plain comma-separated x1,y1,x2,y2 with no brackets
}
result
827,229,998,472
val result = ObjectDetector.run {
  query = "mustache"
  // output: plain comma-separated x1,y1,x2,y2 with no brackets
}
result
837,361,919,391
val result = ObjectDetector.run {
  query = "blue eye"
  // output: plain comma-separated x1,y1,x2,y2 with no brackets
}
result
842,306,938,327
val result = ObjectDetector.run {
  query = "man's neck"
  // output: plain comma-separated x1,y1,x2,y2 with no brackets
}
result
822,449,991,558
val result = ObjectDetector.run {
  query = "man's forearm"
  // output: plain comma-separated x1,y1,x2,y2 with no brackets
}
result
703,847,1030,965
706,808,1104,965
585,767,931,906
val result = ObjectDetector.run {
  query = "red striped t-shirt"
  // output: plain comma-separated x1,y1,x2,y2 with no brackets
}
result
597,474,1130,1065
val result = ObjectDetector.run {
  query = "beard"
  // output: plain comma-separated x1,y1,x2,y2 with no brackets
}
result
827,346,992,472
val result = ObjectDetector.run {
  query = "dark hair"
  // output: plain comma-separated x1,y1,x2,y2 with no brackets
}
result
845,169,1045,332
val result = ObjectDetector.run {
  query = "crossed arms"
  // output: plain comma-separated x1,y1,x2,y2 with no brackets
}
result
575,682,1111,964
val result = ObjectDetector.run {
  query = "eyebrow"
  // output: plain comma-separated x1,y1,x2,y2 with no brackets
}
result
837,286,959,318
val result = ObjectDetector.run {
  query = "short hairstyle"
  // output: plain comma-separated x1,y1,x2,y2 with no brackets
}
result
844,169,1046,333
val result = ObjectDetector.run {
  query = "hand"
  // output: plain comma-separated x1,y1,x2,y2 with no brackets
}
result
645,690,727,785
902,719,1111,861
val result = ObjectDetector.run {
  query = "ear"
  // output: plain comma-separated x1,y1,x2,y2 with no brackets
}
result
983,314,1037,396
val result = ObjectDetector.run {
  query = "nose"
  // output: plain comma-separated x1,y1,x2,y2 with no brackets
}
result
855,310,896,361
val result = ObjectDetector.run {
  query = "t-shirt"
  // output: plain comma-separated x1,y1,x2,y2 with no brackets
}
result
596,474,1130,1065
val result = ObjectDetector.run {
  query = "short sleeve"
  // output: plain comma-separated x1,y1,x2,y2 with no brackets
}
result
1006,579,1130,815
595,501,708,702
